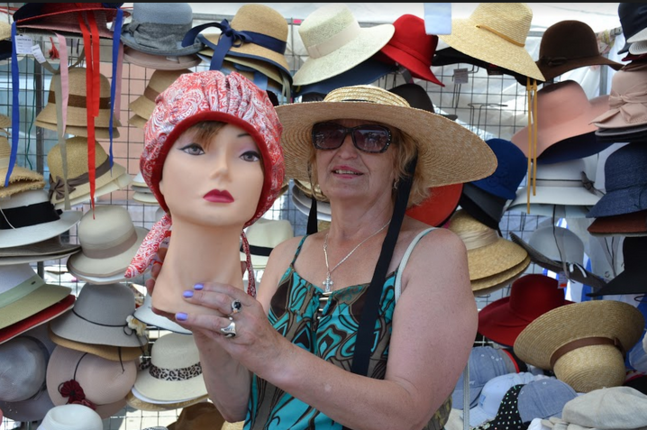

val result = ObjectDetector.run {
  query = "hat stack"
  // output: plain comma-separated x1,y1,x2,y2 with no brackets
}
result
586,236,647,298
240,218,294,274
131,171,159,206
447,209,530,296
0,130,46,199
121,3,203,70
617,3,647,58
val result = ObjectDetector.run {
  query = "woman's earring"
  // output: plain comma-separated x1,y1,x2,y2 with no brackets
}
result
393,179,399,190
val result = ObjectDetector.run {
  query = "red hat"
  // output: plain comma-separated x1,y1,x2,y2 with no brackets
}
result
477,274,574,347
378,14,444,86
405,183,462,227
0,295,75,345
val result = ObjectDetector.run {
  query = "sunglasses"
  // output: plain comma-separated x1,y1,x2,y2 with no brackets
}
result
311,122,392,153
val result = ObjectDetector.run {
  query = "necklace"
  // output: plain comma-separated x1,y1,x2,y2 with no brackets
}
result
322,220,390,293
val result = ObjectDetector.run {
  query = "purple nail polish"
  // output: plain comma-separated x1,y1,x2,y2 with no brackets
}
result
176,312,187,321
194,283,204,290
183,290,194,298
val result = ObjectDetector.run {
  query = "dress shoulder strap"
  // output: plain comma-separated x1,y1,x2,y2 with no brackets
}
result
290,235,309,266
395,227,436,303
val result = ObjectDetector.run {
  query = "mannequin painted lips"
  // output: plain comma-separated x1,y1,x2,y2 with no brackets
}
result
204,189,234,203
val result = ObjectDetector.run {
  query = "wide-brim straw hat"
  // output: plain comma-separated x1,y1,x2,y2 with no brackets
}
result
129,69,194,120
438,3,545,82
123,46,202,71
126,389,208,412
471,256,530,297
47,325,143,363
514,300,645,393
276,85,496,191
0,135,46,198
447,209,528,282
0,189,82,249
292,4,395,86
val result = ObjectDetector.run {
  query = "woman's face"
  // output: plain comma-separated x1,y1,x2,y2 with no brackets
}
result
315,119,397,203
159,123,264,228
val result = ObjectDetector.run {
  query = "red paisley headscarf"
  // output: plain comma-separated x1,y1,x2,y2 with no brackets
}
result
125,70,285,297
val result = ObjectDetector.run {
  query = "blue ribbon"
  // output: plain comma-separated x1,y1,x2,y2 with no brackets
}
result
6,22,19,187
108,8,124,170
182,20,286,72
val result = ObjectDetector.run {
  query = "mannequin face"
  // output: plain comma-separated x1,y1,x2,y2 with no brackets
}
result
159,123,264,228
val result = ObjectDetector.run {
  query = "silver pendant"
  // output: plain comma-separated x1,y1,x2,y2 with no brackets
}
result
323,275,333,293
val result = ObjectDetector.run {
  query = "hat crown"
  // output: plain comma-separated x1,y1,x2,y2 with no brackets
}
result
517,378,578,422
73,283,136,326
246,218,294,247
609,67,647,100
604,143,647,192
47,137,107,179
323,84,410,107
50,67,111,99
40,403,103,430
77,205,137,251
299,4,359,49
539,20,600,62
469,3,532,46
447,208,492,235
386,14,438,64
528,226,584,263
472,138,527,199
0,337,47,402
231,4,288,42
508,274,567,318
130,2,193,26
150,332,200,370
0,189,49,210
148,69,192,94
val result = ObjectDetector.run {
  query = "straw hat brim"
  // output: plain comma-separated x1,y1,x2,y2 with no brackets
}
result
291,189,331,222
276,99,497,189
123,47,202,71
0,210,82,248
0,179,46,199
134,365,208,402
513,300,645,371
134,296,192,335
66,226,148,278
439,20,545,81
471,255,530,294
0,165,44,185
0,283,71,329
467,236,528,281
35,102,122,129
34,119,121,139
128,114,148,129
129,95,155,120
126,389,208,412
133,191,160,205
51,168,132,209
47,326,143,362
292,24,395,86
0,114,10,128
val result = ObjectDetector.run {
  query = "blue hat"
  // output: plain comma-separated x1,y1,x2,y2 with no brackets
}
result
618,3,647,54
537,132,615,165
517,377,577,423
452,346,517,410
471,138,527,200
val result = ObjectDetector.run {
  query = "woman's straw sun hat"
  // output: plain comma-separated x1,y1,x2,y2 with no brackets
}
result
276,85,497,191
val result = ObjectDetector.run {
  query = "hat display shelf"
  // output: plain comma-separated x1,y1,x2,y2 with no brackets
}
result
0,4,625,429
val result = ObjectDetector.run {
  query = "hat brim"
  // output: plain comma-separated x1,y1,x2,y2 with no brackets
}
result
0,249,81,266
587,210,647,237
405,183,462,227
34,119,121,139
126,388,208,412
291,191,331,222
438,20,545,81
586,186,647,219
0,294,74,344
536,132,615,165
0,236,79,258
47,325,143,362
129,95,155,120
0,282,71,329
0,210,82,248
128,114,149,129
292,24,396,86
133,365,208,402
120,30,203,57
133,295,192,335
52,169,132,209
276,99,497,189
537,56,623,82
379,45,444,86
292,185,331,215
467,236,528,281
586,267,647,297
123,46,202,70
508,185,600,213
0,179,47,199
472,256,530,295
0,385,55,423
133,191,160,205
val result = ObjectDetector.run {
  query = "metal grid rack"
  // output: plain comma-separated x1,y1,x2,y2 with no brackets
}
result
0,12,615,430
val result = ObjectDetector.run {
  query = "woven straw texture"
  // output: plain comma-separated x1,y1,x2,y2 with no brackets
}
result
199,43,286,86
130,69,193,120
276,85,497,189
514,300,645,392
438,3,544,81
128,113,148,129
34,119,120,139
472,255,530,295
292,4,394,86
0,113,10,129
447,209,528,280
0,135,46,198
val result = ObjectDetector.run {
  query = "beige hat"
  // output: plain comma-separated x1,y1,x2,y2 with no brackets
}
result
514,300,645,393
128,113,148,129
47,325,143,363
0,134,46,198
471,255,531,296
0,113,10,129
46,136,131,208
129,68,193,120
438,3,545,82
240,218,294,269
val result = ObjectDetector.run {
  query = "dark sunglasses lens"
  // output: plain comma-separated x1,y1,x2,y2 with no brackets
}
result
312,123,345,149
354,126,390,152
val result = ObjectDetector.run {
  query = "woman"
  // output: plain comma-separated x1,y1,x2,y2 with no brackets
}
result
148,85,497,429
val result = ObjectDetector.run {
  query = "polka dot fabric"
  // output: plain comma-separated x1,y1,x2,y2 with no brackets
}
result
474,384,525,430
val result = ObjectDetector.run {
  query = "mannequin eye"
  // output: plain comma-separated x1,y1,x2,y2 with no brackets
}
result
179,143,205,156
241,150,261,162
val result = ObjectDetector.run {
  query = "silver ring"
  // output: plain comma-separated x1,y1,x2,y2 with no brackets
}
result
231,299,242,315
220,317,237,338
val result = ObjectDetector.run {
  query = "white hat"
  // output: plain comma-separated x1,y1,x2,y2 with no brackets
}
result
241,218,294,270
37,403,103,430
133,293,192,335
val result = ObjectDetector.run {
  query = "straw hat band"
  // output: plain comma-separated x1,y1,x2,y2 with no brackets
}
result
48,157,111,201
306,20,361,59
144,86,160,103
47,91,111,110
0,274,45,307
146,361,203,382
81,228,138,259
475,24,525,47
455,228,499,251
0,201,60,230
550,336,622,368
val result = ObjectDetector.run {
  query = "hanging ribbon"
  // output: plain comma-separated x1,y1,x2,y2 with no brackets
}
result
109,8,124,170
5,22,18,188
525,77,538,214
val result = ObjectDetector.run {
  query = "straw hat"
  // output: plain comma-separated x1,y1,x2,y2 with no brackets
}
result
0,189,82,248
129,69,194,121
292,4,395,86
166,402,226,430
34,67,122,136
46,136,131,208
123,45,202,71
47,325,144,363
0,135,46,199
66,205,149,280
126,389,208,412
276,85,496,191
133,332,207,402
514,300,645,393
128,113,148,129
36,403,103,430
0,114,10,129
240,218,294,270
471,255,530,296
49,282,149,348
446,209,528,282
438,3,545,82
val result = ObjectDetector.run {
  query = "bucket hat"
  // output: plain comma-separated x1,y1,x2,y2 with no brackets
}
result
0,189,82,248
586,143,647,218
46,345,137,418
0,294,74,346
0,235,81,266
511,80,610,159
535,20,623,83
377,14,444,86
120,3,203,57
49,282,149,348
438,3,545,82
478,274,574,348
66,205,148,281
587,236,647,297
291,3,395,86
166,402,226,430
240,218,294,270
587,209,647,237
276,85,497,195
133,332,207,402
125,70,285,296
0,263,71,330
514,300,645,393
472,138,528,201
37,403,103,430
129,68,194,121
123,45,202,71
133,293,192,335
592,67,647,129
0,135,46,199
617,3,647,54
47,137,131,209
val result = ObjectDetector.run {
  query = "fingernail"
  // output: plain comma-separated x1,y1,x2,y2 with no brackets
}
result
176,312,187,322
183,290,194,298
194,283,204,290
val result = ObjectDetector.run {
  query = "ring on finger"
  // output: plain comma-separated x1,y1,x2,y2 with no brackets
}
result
220,317,237,338
231,299,243,315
